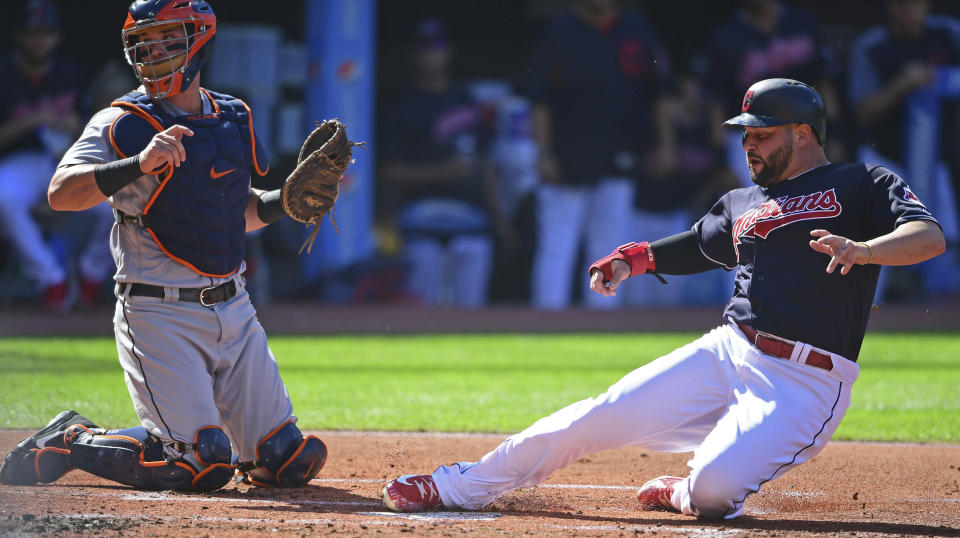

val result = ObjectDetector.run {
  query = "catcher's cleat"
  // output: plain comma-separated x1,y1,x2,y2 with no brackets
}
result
637,475,682,512
382,474,444,512
0,410,97,485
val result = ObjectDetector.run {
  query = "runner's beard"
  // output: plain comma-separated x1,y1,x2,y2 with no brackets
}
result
749,143,792,188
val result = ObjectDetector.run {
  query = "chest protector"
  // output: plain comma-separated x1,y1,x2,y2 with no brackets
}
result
109,89,269,277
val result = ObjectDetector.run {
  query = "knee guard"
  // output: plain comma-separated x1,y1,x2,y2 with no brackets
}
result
240,420,326,488
66,424,235,492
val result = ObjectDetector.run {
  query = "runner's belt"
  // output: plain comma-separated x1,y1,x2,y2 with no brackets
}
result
737,322,834,372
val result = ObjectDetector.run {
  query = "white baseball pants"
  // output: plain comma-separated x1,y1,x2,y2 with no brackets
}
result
431,323,858,519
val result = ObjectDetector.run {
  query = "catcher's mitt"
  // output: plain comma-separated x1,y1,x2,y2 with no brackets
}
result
282,118,363,254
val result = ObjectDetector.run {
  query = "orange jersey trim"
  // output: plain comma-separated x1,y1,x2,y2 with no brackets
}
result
113,94,242,278
108,111,132,159
109,101,172,177
200,88,222,115
238,97,269,176
145,227,238,278
111,100,166,132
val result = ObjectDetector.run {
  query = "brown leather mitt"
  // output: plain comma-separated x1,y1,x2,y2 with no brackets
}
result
282,118,362,254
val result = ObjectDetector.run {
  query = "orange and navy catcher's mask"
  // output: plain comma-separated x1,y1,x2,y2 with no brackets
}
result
122,0,216,99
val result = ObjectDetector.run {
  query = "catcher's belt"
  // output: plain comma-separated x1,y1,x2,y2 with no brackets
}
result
116,281,238,306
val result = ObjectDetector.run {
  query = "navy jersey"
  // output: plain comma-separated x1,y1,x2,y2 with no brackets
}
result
0,54,85,159
379,84,488,210
528,8,672,185
704,8,834,113
848,16,960,162
694,163,938,361
635,104,724,212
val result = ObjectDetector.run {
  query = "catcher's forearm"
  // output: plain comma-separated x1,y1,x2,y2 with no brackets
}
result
255,188,287,226
48,163,110,211
94,156,143,197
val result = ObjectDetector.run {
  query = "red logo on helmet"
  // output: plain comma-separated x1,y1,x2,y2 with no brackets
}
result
742,91,754,112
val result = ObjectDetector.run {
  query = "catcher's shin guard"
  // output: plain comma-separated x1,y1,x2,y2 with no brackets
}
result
240,420,327,488
67,425,235,491
0,410,98,485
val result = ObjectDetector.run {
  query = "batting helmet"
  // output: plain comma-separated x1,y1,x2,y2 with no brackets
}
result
121,0,216,99
723,78,826,145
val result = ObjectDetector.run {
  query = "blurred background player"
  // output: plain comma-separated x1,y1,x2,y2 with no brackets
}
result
703,0,845,187
379,18,496,308
528,0,675,310
485,95,539,305
848,0,960,299
0,0,113,311
624,57,740,307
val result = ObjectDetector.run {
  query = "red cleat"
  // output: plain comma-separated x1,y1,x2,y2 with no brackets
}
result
78,278,103,308
42,281,70,313
637,475,682,512
382,474,444,512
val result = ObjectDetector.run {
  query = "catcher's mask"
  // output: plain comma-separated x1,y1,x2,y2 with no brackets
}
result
723,78,826,145
122,0,216,99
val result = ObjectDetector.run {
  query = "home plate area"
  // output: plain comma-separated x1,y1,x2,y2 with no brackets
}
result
1,431,958,536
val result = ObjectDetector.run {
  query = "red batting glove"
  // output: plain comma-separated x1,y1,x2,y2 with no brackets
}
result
588,242,656,283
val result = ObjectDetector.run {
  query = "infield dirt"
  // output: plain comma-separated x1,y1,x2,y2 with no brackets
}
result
1,431,958,537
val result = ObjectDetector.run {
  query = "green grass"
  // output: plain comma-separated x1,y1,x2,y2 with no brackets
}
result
0,333,957,442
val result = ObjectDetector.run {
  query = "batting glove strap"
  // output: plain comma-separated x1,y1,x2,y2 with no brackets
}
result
589,241,655,282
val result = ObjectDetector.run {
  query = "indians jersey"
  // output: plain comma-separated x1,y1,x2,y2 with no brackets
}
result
694,163,938,360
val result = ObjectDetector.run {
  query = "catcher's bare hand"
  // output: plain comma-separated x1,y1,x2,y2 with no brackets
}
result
809,229,870,275
138,125,193,172
589,259,631,297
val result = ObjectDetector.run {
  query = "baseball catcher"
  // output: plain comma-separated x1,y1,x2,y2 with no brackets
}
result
281,118,362,254
1,0,348,493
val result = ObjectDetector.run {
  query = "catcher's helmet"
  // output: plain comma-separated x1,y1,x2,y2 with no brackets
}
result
122,0,216,99
723,78,826,145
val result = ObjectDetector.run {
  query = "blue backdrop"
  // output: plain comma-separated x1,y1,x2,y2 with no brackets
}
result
301,0,377,280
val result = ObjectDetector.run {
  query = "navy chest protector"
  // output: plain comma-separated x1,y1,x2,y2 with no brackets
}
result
109,89,269,277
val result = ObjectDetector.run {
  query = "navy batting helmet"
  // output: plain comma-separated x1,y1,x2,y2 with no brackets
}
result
723,78,826,145
122,0,216,99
